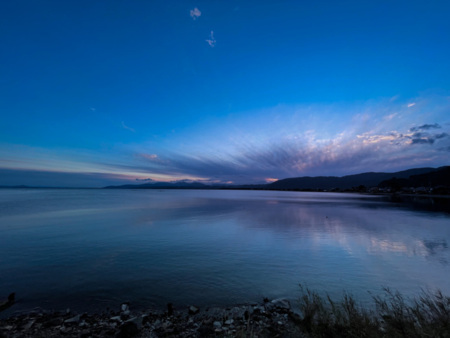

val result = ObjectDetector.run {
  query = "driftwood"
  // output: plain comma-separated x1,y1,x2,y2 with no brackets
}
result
0,293,15,312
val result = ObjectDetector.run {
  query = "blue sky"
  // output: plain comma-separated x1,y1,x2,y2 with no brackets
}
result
1,0,449,187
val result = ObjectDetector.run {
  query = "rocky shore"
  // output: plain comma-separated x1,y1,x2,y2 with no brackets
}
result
0,298,304,337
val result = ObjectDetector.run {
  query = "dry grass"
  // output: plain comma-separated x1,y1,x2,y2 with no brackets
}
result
297,284,450,337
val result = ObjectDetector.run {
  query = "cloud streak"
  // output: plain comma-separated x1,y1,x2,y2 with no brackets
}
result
123,95,450,183
1,94,449,186
121,121,135,133
206,31,216,47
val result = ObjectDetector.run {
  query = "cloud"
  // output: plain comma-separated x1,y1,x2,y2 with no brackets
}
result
409,123,441,132
190,7,201,20
141,153,158,160
3,94,449,187
206,31,216,47
411,137,435,145
407,102,416,107
413,132,448,145
121,121,135,133
136,177,155,182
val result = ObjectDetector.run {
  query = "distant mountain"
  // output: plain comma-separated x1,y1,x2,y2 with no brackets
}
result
266,167,441,190
103,166,449,191
104,181,208,189
379,166,450,189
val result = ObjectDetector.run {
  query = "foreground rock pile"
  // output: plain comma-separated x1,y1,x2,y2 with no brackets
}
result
0,298,305,337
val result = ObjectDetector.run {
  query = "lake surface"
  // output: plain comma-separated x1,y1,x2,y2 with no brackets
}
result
1,189,449,315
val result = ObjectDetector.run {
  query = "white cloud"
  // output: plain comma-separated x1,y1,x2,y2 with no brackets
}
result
190,7,201,20
206,31,216,47
121,121,135,133
141,153,158,161
407,102,416,107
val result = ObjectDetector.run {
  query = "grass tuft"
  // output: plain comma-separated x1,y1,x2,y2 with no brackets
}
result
297,284,450,337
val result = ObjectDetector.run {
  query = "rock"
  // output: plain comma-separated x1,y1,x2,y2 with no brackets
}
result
125,316,143,330
121,303,129,312
188,305,199,315
213,321,222,328
271,298,291,310
23,320,35,330
0,293,15,312
116,321,138,338
224,319,234,325
197,324,215,336
110,316,122,322
120,310,130,319
66,308,71,314
64,314,81,324
59,326,71,334
167,303,174,316
45,317,62,327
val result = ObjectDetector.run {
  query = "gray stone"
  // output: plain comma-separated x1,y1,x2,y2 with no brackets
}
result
121,303,129,312
125,316,143,330
59,326,70,334
23,320,35,330
188,305,199,315
213,321,222,328
271,298,291,310
64,314,81,324
110,315,122,322
224,319,234,325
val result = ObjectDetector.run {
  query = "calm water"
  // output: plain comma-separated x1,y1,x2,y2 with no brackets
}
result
0,189,449,315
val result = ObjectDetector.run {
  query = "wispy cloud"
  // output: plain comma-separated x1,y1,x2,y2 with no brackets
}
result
121,121,135,133
2,94,449,186
206,31,216,47
190,7,201,20
123,95,450,183
407,102,416,107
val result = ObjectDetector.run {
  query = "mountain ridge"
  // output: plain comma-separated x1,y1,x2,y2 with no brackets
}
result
104,166,449,190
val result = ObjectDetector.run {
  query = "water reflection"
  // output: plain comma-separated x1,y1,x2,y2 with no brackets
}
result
0,189,449,314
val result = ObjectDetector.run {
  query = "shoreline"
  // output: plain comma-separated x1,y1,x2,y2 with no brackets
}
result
2,287,450,337
0,298,302,337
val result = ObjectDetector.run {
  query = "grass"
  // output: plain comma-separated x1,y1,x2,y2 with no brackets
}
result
297,284,450,337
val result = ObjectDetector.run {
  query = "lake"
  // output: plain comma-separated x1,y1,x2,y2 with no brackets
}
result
0,189,449,315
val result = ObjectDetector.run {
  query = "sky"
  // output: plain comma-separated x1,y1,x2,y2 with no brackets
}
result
1,0,450,187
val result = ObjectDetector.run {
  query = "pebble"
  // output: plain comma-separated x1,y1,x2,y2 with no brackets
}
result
188,305,199,315
64,314,80,324
0,298,301,337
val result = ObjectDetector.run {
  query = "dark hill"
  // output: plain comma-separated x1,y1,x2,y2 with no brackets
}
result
267,167,438,190
379,166,450,190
